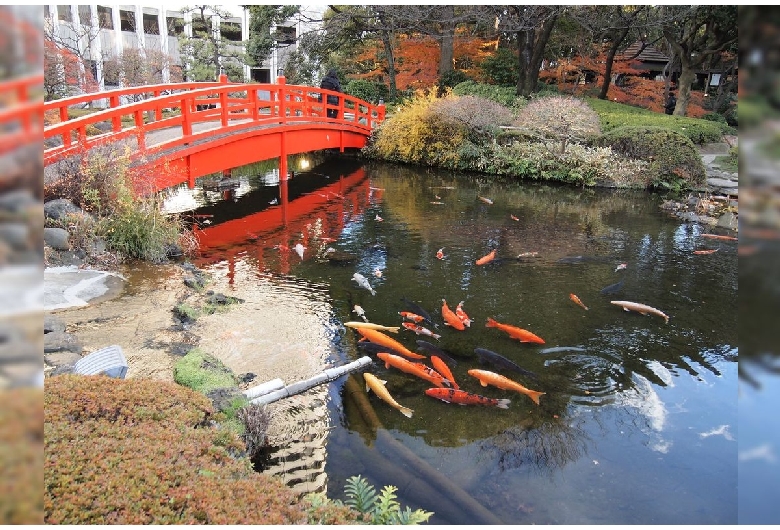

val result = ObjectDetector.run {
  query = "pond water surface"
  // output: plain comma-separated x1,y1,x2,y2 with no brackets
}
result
162,155,738,524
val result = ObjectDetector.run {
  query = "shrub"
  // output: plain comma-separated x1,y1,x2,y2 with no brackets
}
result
586,97,727,144
595,126,706,190
430,95,515,139
173,348,238,394
479,47,518,87
1,388,44,524
363,90,466,168
344,79,387,104
237,403,272,458
437,70,471,95
513,95,601,154
452,80,526,109
44,375,314,524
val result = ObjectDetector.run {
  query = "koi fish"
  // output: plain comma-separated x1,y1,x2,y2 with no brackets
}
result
436,248,445,260
352,272,376,295
430,201,445,205
485,317,545,344
415,340,458,366
425,388,510,409
600,280,624,295
354,327,426,360
517,251,539,258
294,243,305,259
455,301,472,327
693,248,719,255
467,369,546,406
375,215,383,222
474,347,538,380
401,297,435,324
700,234,737,241
611,300,669,324
373,268,383,278
353,304,368,322
476,249,497,266
399,311,425,323
615,263,627,272
363,373,413,418
344,321,401,334
402,322,441,340
510,214,519,221
569,293,589,310
377,352,451,388
478,196,494,205
442,299,466,331
430,355,459,389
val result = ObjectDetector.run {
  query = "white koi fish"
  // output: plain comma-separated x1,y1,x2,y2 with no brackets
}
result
353,304,368,322
352,272,376,295
611,300,669,323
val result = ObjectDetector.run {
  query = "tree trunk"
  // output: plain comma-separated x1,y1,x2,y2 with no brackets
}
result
515,13,558,97
674,58,697,116
437,4,455,77
598,25,629,100
381,30,397,101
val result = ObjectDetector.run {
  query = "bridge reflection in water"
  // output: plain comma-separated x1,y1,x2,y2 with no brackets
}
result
161,157,372,495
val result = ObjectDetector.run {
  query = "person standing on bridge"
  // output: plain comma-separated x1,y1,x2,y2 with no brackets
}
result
320,69,342,119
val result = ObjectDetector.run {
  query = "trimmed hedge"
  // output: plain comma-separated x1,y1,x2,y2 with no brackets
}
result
44,375,320,524
595,126,706,190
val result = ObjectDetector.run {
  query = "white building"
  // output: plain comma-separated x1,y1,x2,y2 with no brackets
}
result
44,4,324,91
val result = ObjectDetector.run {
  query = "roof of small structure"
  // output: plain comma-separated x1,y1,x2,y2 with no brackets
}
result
622,41,670,64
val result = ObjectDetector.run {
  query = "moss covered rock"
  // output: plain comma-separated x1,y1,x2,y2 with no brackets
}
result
173,348,238,394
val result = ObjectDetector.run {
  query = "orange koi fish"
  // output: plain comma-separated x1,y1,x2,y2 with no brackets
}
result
442,299,466,331
478,196,494,205
430,355,459,389
569,293,589,311
364,373,413,418
436,248,445,260
700,234,737,241
399,311,426,323
402,322,441,340
455,301,472,327
354,327,426,359
476,249,497,266
510,214,519,221
485,317,545,344
377,353,450,388
425,388,509,408
467,369,546,406
693,248,719,255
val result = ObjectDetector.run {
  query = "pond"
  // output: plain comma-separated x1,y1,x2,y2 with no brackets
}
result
162,154,738,524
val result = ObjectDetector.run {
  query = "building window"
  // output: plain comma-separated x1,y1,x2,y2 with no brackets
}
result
119,10,135,32
143,13,159,35
167,17,184,36
57,5,71,22
220,21,242,42
274,26,295,45
78,5,91,26
97,6,113,29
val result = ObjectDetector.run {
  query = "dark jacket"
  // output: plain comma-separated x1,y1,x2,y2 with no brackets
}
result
320,71,342,106
664,95,677,115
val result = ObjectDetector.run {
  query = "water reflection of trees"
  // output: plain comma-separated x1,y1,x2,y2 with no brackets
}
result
479,420,590,474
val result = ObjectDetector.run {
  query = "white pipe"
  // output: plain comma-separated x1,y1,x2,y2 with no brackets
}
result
249,356,372,406
242,377,285,400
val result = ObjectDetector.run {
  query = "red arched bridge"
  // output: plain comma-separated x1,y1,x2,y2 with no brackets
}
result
43,75,385,192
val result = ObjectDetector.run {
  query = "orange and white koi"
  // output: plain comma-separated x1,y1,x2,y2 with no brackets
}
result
430,355,459,389
510,214,519,221
399,311,426,323
485,317,545,344
344,321,401,333
700,233,737,241
615,263,627,272
442,299,466,331
478,196,494,205
455,301,472,327
569,293,589,311
377,352,451,388
425,387,509,408
354,327,427,359
476,249,497,266
402,322,441,340
436,248,445,260
364,373,413,418
467,369,546,406
693,248,719,255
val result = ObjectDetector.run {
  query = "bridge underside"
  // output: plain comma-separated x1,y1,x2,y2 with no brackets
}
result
144,126,370,191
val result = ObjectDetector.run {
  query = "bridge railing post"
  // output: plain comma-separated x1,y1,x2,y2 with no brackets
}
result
276,75,286,120
181,96,192,137
110,95,121,132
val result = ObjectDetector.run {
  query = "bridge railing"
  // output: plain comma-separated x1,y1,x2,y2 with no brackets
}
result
0,73,43,156
43,76,386,165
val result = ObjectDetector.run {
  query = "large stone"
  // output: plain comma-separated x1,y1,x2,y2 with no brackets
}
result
44,227,71,251
0,223,30,251
44,330,83,354
717,211,738,230
0,189,38,213
44,315,67,334
44,199,85,221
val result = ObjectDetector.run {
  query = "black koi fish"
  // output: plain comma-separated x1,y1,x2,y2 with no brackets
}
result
474,347,538,380
600,280,624,295
416,340,458,366
401,297,437,328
